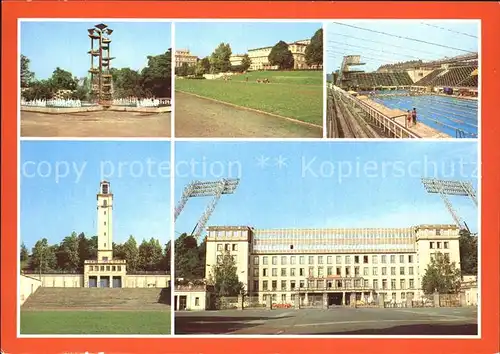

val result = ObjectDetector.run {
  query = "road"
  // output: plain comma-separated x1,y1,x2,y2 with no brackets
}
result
21,111,171,138
175,92,322,138
175,307,478,335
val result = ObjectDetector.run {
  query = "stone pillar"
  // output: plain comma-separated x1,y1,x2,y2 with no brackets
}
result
97,276,101,288
304,293,309,306
294,294,300,309
350,293,357,308
378,293,385,308
266,296,272,310
460,292,466,307
406,293,414,308
342,292,346,306
237,294,244,310
433,292,440,307
323,293,328,309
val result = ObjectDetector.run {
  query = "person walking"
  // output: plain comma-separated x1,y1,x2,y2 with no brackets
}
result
406,110,412,128
412,108,418,126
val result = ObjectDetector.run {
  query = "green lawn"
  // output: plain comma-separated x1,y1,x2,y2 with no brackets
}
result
21,311,171,335
176,70,323,125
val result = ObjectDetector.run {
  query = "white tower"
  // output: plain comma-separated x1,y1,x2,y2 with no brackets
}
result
97,180,113,261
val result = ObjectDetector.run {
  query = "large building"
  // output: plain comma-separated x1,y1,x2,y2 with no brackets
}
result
175,49,198,68
204,224,461,306
230,54,246,67
247,39,321,71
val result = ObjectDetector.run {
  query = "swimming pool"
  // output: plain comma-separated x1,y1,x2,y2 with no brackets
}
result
371,92,478,138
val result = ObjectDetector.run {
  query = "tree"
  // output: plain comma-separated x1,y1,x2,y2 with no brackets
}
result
138,238,163,271
200,57,211,73
268,41,294,70
122,235,139,272
111,68,144,98
20,55,35,88
31,238,57,273
22,79,53,100
305,28,323,68
241,54,251,72
56,232,80,272
208,251,244,297
421,252,462,295
20,243,29,263
50,67,78,91
177,62,190,77
175,233,200,279
209,43,232,73
141,49,172,98
459,229,478,275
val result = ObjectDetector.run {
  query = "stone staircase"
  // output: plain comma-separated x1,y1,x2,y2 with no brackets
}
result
22,287,170,311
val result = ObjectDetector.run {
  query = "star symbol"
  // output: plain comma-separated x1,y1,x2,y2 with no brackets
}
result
275,155,288,169
256,155,270,169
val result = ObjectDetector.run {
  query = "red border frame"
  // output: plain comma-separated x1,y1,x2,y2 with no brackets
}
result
2,2,499,353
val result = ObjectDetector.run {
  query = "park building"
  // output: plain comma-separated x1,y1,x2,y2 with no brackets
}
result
175,49,198,68
247,39,320,71
203,224,462,307
20,180,170,306
230,54,246,67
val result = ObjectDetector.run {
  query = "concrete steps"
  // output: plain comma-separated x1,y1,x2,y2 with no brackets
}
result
22,287,170,310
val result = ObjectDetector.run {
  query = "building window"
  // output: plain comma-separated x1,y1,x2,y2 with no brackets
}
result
400,267,405,275
437,242,441,249
272,268,278,277
291,294,296,302
363,256,369,264
112,266,116,271
391,267,396,275
262,268,268,277
232,255,237,263
281,268,287,276
253,269,259,277
217,255,222,263
444,253,450,261
299,268,305,276
104,211,106,215
89,266,93,271
336,267,341,276
263,281,268,290
263,256,268,265
308,267,314,276
117,266,121,271
345,256,351,264
281,280,287,290
327,267,333,276
373,267,378,276
354,267,360,276
308,256,314,264
104,221,106,226
382,279,388,290
363,267,369,276
409,279,414,288
401,292,406,300
382,267,387,275
430,242,434,249
318,256,323,265
400,279,406,290
408,255,414,263
290,281,296,289
373,279,379,289
299,256,305,265
232,244,238,251
391,279,396,290
106,266,110,271
103,256,108,261
444,242,449,249
363,279,369,288
104,233,106,237
390,255,396,263
195,297,200,306
336,256,342,264
436,229,441,235
299,280,305,288
399,255,404,263
318,267,324,277
372,255,378,264
409,266,414,275
271,280,277,290
217,244,223,251
345,267,350,276
253,256,259,265
253,280,259,291
290,268,296,276
281,294,287,303
327,256,333,264
381,255,387,263
272,256,278,265
354,256,360,264
225,244,230,251
281,256,287,265
290,256,296,265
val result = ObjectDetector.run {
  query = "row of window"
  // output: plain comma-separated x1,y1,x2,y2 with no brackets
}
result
217,243,238,252
88,265,122,272
430,241,449,250
252,265,416,278
253,254,416,266
254,278,416,292
261,291,414,303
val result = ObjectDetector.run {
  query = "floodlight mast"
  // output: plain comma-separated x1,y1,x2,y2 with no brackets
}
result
421,178,477,231
174,178,240,240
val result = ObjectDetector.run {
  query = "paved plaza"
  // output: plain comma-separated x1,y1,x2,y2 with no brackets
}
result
175,307,478,335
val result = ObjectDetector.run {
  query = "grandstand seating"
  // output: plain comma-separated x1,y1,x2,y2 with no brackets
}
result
413,66,478,88
342,72,413,89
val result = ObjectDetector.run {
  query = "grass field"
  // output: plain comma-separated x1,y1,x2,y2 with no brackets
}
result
21,310,171,335
176,70,323,125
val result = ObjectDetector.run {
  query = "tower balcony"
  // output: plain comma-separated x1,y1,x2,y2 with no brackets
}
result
85,259,127,264
88,50,100,56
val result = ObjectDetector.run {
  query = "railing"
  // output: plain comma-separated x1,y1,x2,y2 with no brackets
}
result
332,86,420,139
84,259,127,264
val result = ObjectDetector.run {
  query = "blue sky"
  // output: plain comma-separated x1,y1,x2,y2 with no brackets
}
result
175,22,322,58
20,141,171,250
326,20,479,73
21,21,172,80
174,141,479,239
